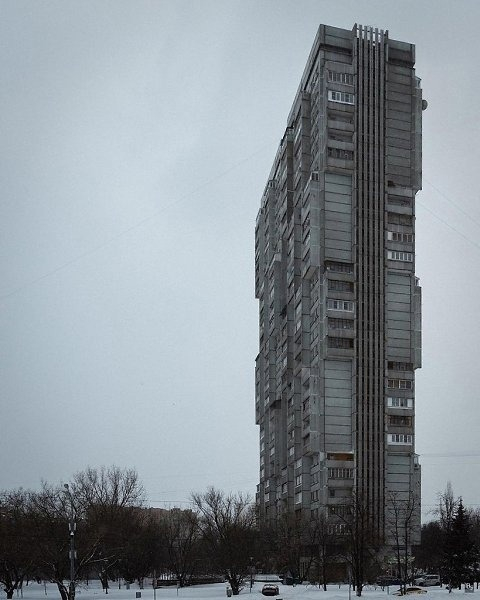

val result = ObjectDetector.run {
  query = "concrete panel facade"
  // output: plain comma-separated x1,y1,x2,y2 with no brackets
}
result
255,23,423,553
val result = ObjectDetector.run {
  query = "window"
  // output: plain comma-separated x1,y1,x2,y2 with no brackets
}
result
327,299,354,312
328,280,354,292
387,379,413,390
388,213,413,226
312,472,319,485
327,147,354,160
388,361,413,372
329,505,351,517
388,196,411,207
328,468,354,479
328,337,354,349
389,415,412,426
311,490,319,502
327,523,347,534
388,250,413,262
387,397,413,409
295,474,302,487
295,492,302,504
282,482,287,494
388,433,413,445
388,231,414,243
328,71,354,85
311,171,319,181
328,90,355,104
325,261,353,274
329,131,353,143
329,318,354,330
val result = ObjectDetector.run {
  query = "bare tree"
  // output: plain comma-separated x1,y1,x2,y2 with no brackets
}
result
70,466,145,591
437,482,458,535
71,466,144,516
272,511,315,584
436,482,459,592
310,511,337,590
191,488,256,596
159,508,200,587
337,492,382,596
386,491,418,595
117,510,163,587
27,483,98,600
0,489,34,598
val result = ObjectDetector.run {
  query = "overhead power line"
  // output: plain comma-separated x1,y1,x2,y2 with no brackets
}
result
1,143,271,301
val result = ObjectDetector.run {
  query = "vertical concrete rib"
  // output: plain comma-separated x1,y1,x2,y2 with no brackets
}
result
354,24,386,533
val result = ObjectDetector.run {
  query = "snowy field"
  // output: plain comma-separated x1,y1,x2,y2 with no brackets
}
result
6,582,467,600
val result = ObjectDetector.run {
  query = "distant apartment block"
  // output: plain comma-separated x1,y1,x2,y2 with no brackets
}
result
255,24,424,543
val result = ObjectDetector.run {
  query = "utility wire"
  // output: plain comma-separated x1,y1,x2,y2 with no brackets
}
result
416,197,480,253
4,160,480,301
420,452,480,458
423,177,480,232
1,143,271,301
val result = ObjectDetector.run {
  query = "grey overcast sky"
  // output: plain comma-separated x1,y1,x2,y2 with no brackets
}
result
1,0,479,522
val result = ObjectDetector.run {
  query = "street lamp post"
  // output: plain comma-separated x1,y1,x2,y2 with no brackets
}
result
64,484,76,600
249,557,254,593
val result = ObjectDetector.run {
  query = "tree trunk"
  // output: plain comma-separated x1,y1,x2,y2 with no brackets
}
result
322,558,327,591
229,577,240,596
56,583,69,600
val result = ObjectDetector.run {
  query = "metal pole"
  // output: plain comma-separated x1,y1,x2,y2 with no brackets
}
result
249,557,253,592
64,485,76,600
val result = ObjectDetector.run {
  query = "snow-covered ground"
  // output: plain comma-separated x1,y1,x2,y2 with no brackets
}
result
6,582,469,600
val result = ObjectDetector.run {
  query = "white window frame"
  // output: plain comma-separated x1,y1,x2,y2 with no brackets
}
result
328,90,355,105
388,250,413,262
328,71,354,86
387,379,413,390
387,397,413,409
327,299,354,312
387,231,414,243
388,433,413,445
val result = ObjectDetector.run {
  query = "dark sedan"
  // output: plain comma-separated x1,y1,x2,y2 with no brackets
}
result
261,584,280,596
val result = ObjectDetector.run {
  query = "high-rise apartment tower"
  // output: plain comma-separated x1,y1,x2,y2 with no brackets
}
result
255,24,423,544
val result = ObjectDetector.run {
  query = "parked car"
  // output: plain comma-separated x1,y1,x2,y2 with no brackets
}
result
414,575,441,587
261,584,280,596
